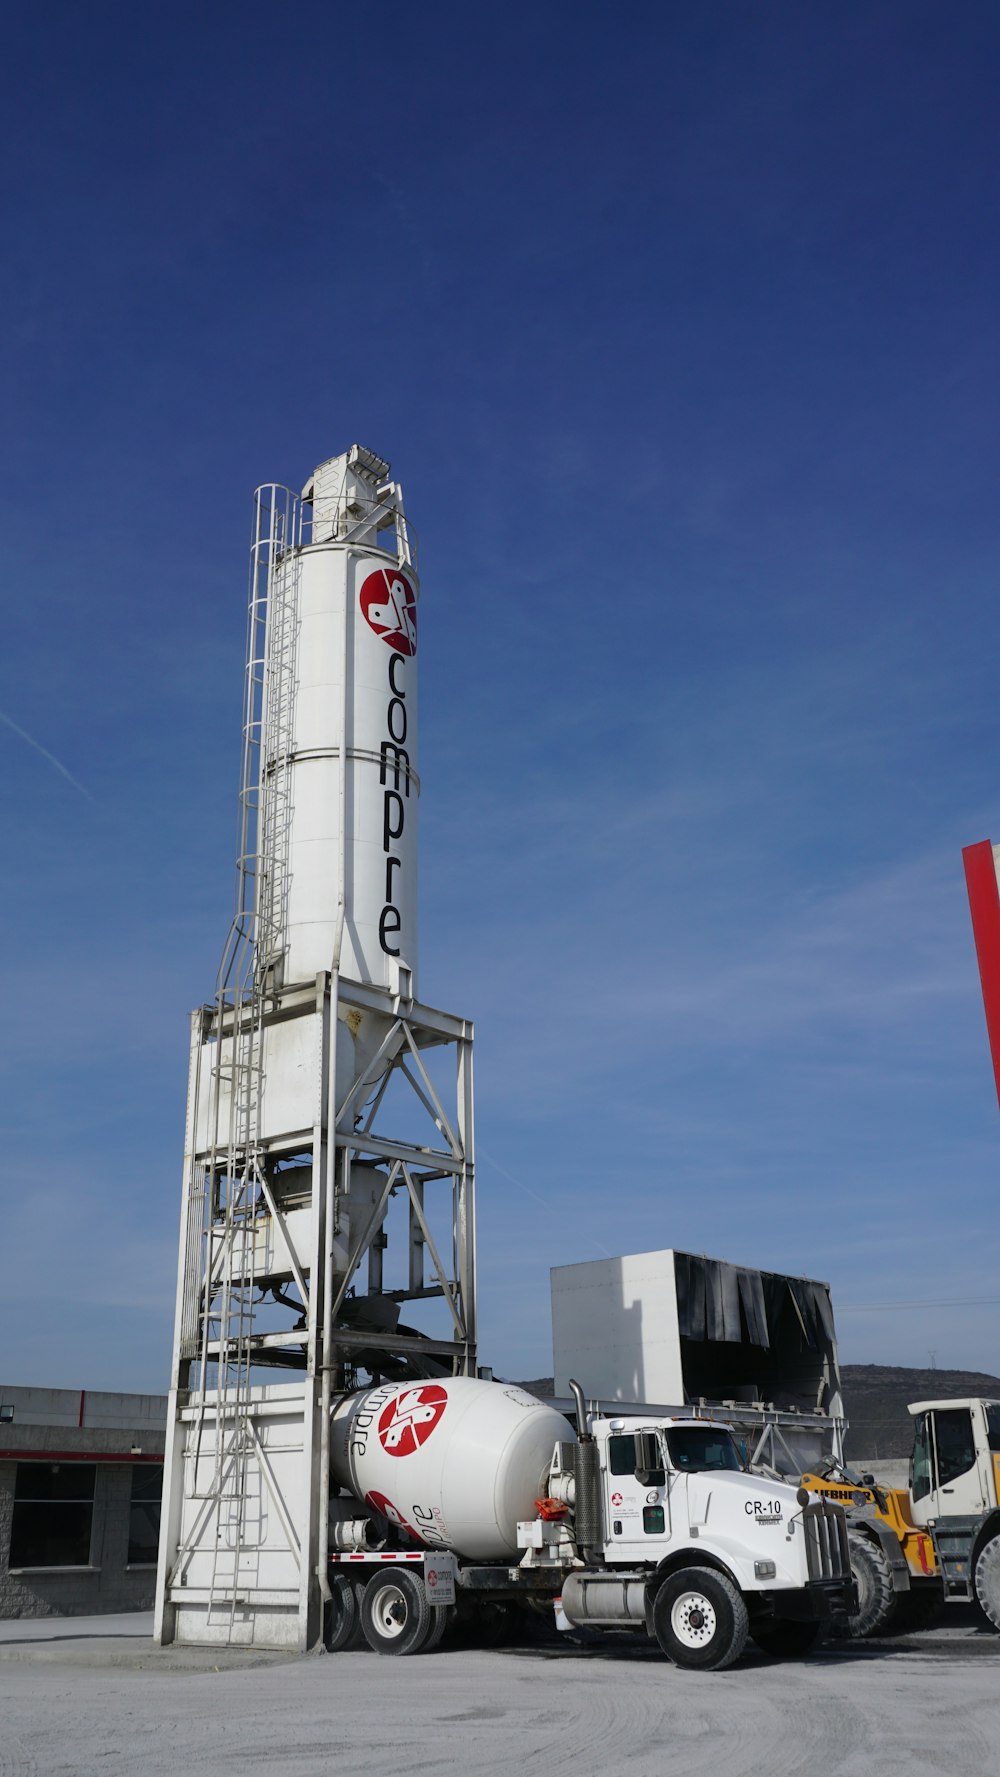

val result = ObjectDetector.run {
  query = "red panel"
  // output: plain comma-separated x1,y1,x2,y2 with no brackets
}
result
963,839,1000,1111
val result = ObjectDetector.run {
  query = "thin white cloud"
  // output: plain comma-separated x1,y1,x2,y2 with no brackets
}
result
0,708,91,798
478,1144,613,1258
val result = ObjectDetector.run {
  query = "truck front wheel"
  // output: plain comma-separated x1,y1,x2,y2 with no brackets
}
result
360,1569,445,1656
973,1533,1000,1631
652,1568,749,1671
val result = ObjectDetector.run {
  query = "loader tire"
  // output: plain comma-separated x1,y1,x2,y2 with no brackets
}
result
652,1567,749,1671
973,1533,1000,1632
847,1532,896,1638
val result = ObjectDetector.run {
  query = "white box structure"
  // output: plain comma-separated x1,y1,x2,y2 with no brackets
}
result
552,1251,687,1404
552,1247,843,1463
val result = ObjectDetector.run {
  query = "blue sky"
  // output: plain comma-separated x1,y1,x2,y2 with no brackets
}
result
3,1,1000,1391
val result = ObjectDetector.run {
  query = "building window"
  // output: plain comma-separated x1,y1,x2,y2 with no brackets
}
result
127,1465,162,1564
10,1463,96,1568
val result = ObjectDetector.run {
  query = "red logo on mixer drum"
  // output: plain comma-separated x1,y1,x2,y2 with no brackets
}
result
360,567,417,656
364,1489,421,1541
378,1385,447,1456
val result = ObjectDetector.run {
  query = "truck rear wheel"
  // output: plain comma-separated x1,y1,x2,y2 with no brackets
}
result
749,1619,822,1658
973,1533,1000,1631
360,1569,445,1656
325,1572,365,1652
652,1567,749,1671
847,1532,895,1638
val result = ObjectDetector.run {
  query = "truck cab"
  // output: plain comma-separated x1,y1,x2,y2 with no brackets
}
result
906,1397,1000,1619
599,1414,780,1559
592,1414,845,1592
536,1410,854,1667
908,1399,1000,1527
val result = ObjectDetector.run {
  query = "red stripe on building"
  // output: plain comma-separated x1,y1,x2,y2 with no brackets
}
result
963,839,1000,1111
0,1450,163,1464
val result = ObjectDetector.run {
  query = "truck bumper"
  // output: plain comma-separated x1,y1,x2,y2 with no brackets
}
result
767,1578,857,1623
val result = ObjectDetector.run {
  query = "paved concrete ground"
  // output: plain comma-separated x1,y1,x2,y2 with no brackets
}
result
0,1612,154,1646
0,1612,997,1776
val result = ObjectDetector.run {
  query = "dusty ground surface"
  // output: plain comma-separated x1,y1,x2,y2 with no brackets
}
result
0,1611,997,1776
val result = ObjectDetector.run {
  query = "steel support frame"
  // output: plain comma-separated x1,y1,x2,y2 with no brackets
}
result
155,971,475,1652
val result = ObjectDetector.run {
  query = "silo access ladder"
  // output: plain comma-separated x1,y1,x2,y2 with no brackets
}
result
186,487,301,1627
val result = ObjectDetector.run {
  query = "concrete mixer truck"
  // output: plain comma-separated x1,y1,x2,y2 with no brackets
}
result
324,1375,854,1669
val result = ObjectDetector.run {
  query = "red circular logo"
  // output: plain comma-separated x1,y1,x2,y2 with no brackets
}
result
364,1489,421,1543
360,566,417,655
377,1384,447,1457
611,1492,624,1507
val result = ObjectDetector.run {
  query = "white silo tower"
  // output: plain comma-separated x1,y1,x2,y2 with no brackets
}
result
154,448,476,1652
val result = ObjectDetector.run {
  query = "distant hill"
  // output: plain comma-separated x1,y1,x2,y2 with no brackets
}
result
840,1364,1000,1460
513,1366,1000,1461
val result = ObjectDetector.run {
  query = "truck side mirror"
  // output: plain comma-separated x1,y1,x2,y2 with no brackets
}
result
635,1430,665,1488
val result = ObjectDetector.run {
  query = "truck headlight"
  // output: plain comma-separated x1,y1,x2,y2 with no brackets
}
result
754,1560,776,1580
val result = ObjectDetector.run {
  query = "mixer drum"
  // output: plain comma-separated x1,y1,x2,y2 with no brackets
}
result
330,1376,569,1560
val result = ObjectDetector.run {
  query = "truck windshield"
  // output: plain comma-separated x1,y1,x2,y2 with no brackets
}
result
665,1428,742,1473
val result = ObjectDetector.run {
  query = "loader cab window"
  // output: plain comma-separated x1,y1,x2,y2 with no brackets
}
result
910,1413,933,1502
984,1406,1000,1454
934,1409,977,1488
665,1427,742,1473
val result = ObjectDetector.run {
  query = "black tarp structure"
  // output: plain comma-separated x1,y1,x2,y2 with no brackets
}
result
673,1251,841,1417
